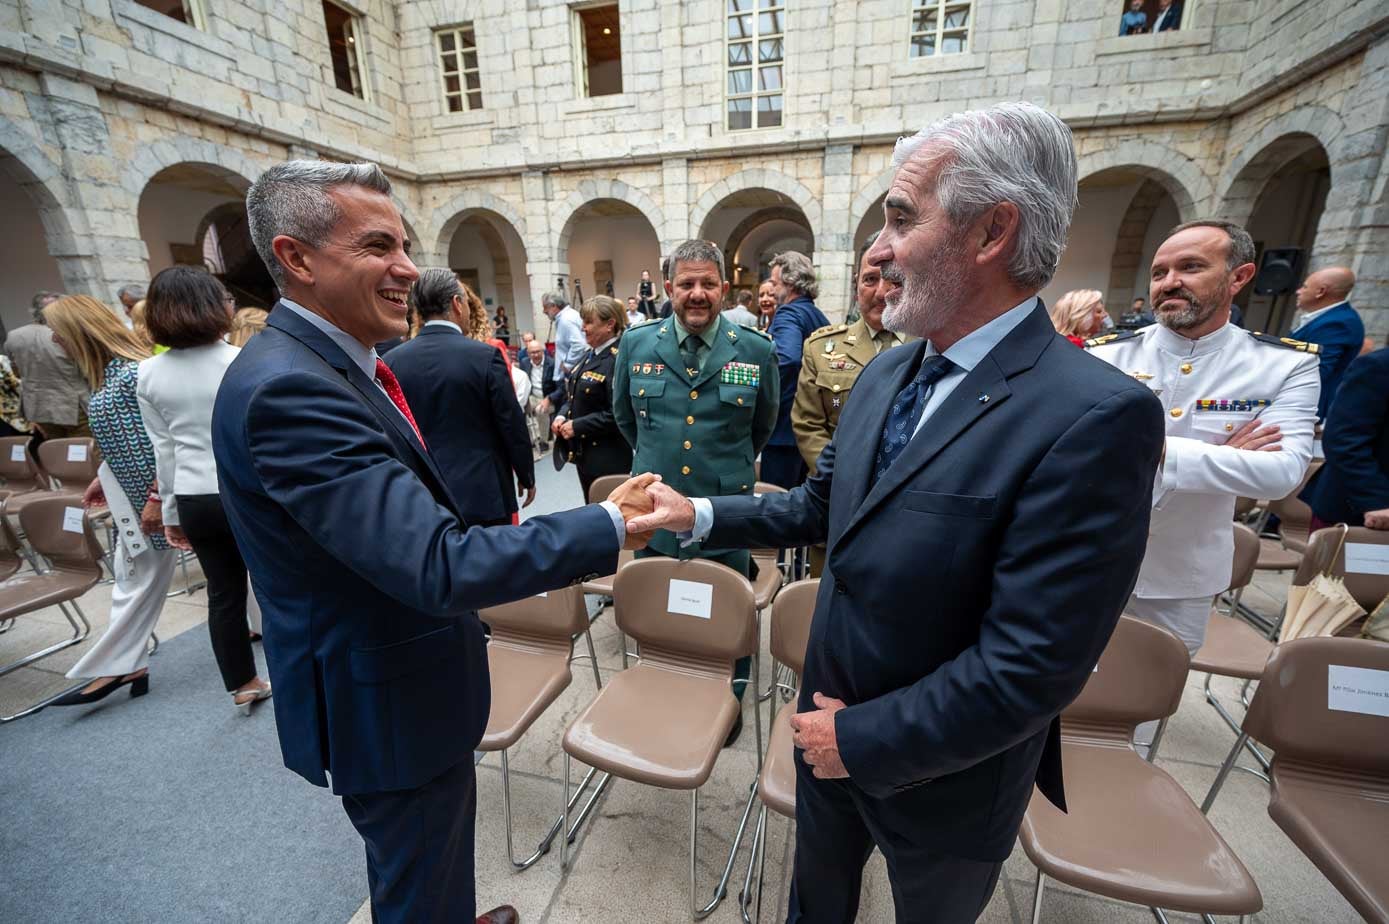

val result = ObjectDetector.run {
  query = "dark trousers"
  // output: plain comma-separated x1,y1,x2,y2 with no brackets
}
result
759,444,807,489
342,758,477,924
786,757,1002,923
176,493,257,691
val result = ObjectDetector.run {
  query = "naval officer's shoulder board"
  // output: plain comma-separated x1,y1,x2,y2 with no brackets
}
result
1084,329,1142,349
1249,331,1321,354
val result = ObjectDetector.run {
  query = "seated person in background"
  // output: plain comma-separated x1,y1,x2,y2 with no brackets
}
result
1049,289,1107,346
518,338,558,452
1120,0,1147,34
1303,346,1389,531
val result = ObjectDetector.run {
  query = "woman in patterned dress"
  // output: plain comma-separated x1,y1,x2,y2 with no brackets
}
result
43,296,179,706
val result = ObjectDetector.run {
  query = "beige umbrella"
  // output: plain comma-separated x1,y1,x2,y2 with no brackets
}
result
1280,524,1367,642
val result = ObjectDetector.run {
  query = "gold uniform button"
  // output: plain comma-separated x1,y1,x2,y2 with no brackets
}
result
1225,423,1235,432
1170,408,1183,418
736,396,744,405
1180,363,1193,374
690,390,699,400
683,440,692,450
831,383,841,393
638,388,646,396
681,465,691,475
685,415,695,425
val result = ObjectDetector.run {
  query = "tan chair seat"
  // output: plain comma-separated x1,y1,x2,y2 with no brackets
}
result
759,702,797,819
582,549,633,596
564,663,738,790
752,555,782,611
0,570,99,618
479,642,572,752
1020,741,1262,915
1255,536,1301,571
1191,612,1273,680
1282,529,1310,555
1267,765,1389,923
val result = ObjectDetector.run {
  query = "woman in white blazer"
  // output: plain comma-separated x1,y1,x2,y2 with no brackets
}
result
138,267,271,715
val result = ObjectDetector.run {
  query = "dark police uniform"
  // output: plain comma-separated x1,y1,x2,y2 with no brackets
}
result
555,335,632,499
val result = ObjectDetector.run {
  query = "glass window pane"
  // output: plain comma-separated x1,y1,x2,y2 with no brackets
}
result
447,94,463,113
444,74,460,93
758,0,781,8
757,94,782,127
727,0,752,11
728,97,752,130
910,34,935,57
728,41,752,65
941,34,965,54
728,13,752,39
758,65,782,91
438,31,455,53
758,37,782,62
461,29,475,50
728,69,753,94
463,50,478,70
912,10,937,33
944,8,968,29
441,55,458,74
758,11,783,34
464,70,480,90
910,0,930,7
467,90,483,110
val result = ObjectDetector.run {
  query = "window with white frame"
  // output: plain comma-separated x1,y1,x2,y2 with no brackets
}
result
437,26,482,112
726,0,784,131
322,0,369,99
133,0,207,28
909,0,972,58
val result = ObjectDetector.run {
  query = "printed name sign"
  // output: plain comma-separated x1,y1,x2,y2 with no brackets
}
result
1313,438,1324,458
62,507,85,533
1344,543,1389,576
1328,665,1389,718
67,444,88,462
667,579,713,620
10,445,24,462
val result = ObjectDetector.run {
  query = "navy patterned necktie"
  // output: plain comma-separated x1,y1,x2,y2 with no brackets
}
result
873,355,956,483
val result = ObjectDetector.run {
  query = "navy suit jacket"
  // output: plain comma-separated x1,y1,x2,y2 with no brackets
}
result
211,304,618,796
385,325,535,523
705,305,1164,860
766,295,830,447
1291,302,1364,419
1303,347,1389,525
517,349,563,404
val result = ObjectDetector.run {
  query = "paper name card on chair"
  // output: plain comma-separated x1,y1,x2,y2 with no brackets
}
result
9,445,24,462
1344,543,1389,576
62,507,84,533
1328,665,1389,718
668,579,713,620
66,444,88,462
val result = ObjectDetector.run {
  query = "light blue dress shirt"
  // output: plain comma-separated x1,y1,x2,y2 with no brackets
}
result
552,306,587,385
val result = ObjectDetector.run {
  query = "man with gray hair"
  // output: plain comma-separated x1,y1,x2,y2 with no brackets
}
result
212,159,658,924
763,251,829,487
116,284,146,317
626,103,1165,920
540,290,585,398
4,289,90,437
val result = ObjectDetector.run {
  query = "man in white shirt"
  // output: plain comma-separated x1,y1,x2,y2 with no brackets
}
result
542,292,586,390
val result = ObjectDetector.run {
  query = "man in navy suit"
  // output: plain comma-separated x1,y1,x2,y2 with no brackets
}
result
629,103,1164,922
386,267,536,527
1304,347,1389,530
215,161,655,924
1290,266,1364,419
763,251,830,488
1154,0,1183,31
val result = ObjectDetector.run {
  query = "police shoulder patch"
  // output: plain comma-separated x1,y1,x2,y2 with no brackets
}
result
1249,331,1321,354
1084,330,1141,349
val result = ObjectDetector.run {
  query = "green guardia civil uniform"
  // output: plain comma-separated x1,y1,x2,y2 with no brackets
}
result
613,311,780,571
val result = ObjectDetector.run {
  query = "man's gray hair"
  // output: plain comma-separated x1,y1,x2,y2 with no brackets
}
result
541,291,569,310
892,102,1078,290
246,160,393,287
667,239,725,280
30,290,61,321
770,251,818,299
1166,219,1257,270
410,267,462,320
117,284,145,303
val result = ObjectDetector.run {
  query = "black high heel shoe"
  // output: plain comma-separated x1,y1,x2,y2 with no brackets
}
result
50,672,149,706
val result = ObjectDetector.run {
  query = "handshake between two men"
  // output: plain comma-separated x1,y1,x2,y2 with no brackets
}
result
602,473,697,550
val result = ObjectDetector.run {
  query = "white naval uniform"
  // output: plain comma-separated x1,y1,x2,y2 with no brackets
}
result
1089,321,1320,653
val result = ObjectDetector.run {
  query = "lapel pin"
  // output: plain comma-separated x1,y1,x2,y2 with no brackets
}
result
978,393,990,404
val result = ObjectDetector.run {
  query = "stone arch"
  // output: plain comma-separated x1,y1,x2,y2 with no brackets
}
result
432,195,532,329
1216,107,1344,227
848,166,896,249
1076,139,1211,221
690,168,824,244
551,178,668,259
429,189,528,265
125,137,266,200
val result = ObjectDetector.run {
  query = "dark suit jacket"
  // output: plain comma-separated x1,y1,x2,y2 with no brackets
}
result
704,305,1164,860
211,305,617,796
766,295,831,447
1303,347,1389,525
1155,2,1183,31
385,324,535,522
1291,302,1365,419
517,349,563,404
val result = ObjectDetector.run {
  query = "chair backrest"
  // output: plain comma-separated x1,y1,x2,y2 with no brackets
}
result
18,496,103,572
1063,616,1189,737
1229,522,1260,593
1234,496,1259,518
586,474,628,504
770,579,817,676
0,513,22,577
0,436,47,491
1292,526,1389,611
479,584,589,650
36,438,101,487
1243,636,1389,775
613,556,757,676
1268,460,1320,537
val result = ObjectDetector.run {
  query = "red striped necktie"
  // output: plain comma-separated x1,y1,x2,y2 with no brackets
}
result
373,358,427,449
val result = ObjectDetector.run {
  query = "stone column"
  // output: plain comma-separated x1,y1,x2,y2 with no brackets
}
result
660,157,689,253
817,143,857,323
520,169,557,338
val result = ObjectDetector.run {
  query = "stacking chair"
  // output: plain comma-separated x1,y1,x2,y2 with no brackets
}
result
1234,637,1389,923
1267,475,1318,555
738,578,818,924
1240,464,1324,628
477,585,611,869
749,482,787,613
0,497,102,681
561,557,761,919
34,438,101,499
581,473,634,663
0,513,23,583
0,435,51,515
1020,616,1262,922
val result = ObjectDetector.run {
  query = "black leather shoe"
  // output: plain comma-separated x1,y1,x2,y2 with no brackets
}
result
476,906,519,924
51,672,149,706
723,711,743,748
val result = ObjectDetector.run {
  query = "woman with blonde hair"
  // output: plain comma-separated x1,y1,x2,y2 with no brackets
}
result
1050,288,1108,347
227,307,268,348
42,296,179,707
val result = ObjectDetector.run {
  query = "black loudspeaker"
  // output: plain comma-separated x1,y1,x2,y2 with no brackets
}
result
1254,248,1304,296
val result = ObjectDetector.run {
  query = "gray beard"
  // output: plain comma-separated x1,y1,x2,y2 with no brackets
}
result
882,262,968,339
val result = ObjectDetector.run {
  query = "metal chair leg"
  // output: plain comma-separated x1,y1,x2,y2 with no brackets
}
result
1145,716,1169,762
500,747,611,871
1201,731,1249,814
1203,673,1270,776
1030,869,1045,924
692,779,761,919
0,599,91,679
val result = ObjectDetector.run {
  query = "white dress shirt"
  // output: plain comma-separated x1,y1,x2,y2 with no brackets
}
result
1290,300,1346,333
423,319,462,334
136,340,241,526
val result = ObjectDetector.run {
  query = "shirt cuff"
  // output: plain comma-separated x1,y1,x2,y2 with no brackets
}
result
683,497,715,546
598,500,626,549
